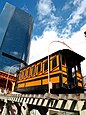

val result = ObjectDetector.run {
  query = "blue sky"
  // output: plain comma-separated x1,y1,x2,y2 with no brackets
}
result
0,0,86,75
0,0,86,38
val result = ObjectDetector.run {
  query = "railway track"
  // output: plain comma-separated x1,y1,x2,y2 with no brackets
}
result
0,93,86,115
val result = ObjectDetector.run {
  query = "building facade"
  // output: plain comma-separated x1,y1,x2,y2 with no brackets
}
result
0,2,33,73
0,70,16,93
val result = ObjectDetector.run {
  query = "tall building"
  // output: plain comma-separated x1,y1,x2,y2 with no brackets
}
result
0,2,33,73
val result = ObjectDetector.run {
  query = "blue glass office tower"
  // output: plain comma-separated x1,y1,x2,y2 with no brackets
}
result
0,3,33,73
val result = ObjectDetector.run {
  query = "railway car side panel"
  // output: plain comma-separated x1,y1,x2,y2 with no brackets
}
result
14,53,68,94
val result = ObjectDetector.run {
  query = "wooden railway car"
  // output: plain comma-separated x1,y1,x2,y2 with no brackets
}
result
14,49,85,94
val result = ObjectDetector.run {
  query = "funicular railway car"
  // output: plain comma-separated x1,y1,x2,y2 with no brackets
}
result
14,49,85,94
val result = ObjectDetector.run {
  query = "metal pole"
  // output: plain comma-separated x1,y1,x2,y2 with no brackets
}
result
48,49,50,94
48,40,72,94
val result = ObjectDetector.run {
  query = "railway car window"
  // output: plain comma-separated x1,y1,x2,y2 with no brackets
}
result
38,63,41,73
76,64,81,72
16,72,19,78
32,66,35,75
78,64,81,72
72,67,75,72
72,67,75,78
19,72,22,80
52,57,57,69
44,61,48,71
17,72,20,80
23,70,26,77
28,68,30,75
76,66,78,71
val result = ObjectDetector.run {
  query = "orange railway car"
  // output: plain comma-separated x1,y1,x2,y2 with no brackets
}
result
14,49,85,94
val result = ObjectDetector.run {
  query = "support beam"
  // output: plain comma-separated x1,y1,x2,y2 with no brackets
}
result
80,110,86,115
2,103,9,115
14,102,21,115
22,102,30,115
27,105,48,115
38,107,48,115
7,102,18,115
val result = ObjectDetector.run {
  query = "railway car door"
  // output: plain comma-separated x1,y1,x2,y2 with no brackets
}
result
60,49,85,93
67,66,75,89
67,62,83,93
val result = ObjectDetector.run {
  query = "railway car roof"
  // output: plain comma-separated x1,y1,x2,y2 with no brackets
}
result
16,49,85,72
61,49,85,61
60,49,85,67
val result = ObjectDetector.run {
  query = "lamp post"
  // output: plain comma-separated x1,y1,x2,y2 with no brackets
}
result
5,63,22,93
48,40,72,94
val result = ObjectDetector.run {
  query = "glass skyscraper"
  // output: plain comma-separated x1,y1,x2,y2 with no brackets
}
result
0,2,33,73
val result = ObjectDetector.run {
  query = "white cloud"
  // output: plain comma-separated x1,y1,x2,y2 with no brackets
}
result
61,25,72,38
73,0,82,6
80,24,86,31
62,1,72,11
36,0,60,31
60,0,86,38
29,30,59,63
62,4,69,11
68,0,86,25
37,0,56,20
